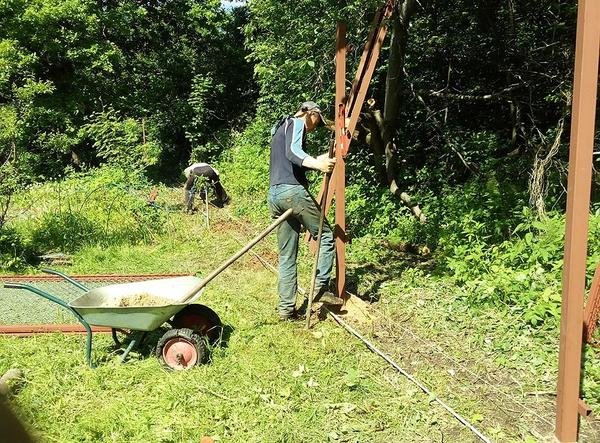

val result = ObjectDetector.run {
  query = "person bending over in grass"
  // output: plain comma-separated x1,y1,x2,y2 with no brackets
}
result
183,162,229,211
268,101,344,321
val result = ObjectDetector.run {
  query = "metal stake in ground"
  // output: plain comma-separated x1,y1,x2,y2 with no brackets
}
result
306,140,335,329
204,184,210,228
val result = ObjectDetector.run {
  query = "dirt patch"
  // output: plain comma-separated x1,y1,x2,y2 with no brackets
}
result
338,299,600,442
339,294,373,325
118,293,172,307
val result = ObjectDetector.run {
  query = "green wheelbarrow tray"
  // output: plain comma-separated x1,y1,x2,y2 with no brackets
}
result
70,276,204,331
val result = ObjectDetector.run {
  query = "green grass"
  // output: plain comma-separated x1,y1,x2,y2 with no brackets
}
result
2,177,599,442
0,264,475,442
0,191,473,442
345,258,600,442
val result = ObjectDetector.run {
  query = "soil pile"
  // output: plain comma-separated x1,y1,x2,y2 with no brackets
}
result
118,293,172,307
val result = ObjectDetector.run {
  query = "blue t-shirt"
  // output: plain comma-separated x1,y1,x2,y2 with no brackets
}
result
269,117,309,187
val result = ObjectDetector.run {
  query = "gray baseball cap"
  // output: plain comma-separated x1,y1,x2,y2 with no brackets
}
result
299,101,328,127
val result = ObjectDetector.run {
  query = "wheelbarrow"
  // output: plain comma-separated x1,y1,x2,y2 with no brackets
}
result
3,209,293,370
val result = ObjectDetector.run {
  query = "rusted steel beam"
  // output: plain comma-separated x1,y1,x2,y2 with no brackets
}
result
555,1,600,441
345,0,394,140
345,8,383,113
346,0,394,119
584,262,600,342
335,22,348,300
0,324,111,336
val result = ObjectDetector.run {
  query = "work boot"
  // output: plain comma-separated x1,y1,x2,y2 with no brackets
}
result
313,287,344,306
279,309,300,322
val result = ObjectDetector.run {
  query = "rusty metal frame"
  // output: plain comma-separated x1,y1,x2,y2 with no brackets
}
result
345,0,394,140
311,0,600,439
0,324,111,336
315,0,394,216
310,1,394,299
555,1,600,441
334,22,348,299
584,262,600,342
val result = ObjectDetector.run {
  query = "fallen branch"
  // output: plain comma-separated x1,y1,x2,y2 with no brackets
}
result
420,84,522,102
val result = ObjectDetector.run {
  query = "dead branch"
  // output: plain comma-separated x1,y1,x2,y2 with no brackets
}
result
529,118,564,218
420,84,522,103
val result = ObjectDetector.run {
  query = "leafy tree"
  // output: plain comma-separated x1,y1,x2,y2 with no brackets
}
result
246,0,590,226
0,0,255,180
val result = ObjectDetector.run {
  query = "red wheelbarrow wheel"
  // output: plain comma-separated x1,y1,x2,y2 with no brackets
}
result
171,304,222,345
156,328,206,370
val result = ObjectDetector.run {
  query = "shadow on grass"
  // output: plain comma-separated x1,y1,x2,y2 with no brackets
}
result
346,246,436,303
218,323,235,349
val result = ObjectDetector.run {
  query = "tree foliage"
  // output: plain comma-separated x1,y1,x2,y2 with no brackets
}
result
245,0,591,217
0,0,255,179
3,0,600,312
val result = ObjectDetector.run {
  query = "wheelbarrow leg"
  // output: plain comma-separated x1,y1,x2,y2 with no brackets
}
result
120,339,137,364
83,323,94,369
119,332,147,364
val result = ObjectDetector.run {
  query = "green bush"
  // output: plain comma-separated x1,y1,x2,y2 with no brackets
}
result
445,211,565,327
11,166,166,256
0,226,35,272
343,170,600,329
189,129,232,164
30,212,101,253
217,118,271,220
79,109,162,169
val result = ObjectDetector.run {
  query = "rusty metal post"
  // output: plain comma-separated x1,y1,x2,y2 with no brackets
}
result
335,23,348,300
0,324,111,336
309,2,393,240
584,262,600,342
555,1,600,441
345,1,393,139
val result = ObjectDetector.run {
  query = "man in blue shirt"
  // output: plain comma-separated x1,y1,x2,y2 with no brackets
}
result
268,101,344,320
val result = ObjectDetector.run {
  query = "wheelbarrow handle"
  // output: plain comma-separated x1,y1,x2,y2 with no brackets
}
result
40,268,90,292
3,282,95,368
4,282,78,318
182,207,294,303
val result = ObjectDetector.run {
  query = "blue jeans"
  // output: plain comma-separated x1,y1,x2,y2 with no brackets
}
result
267,184,334,316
